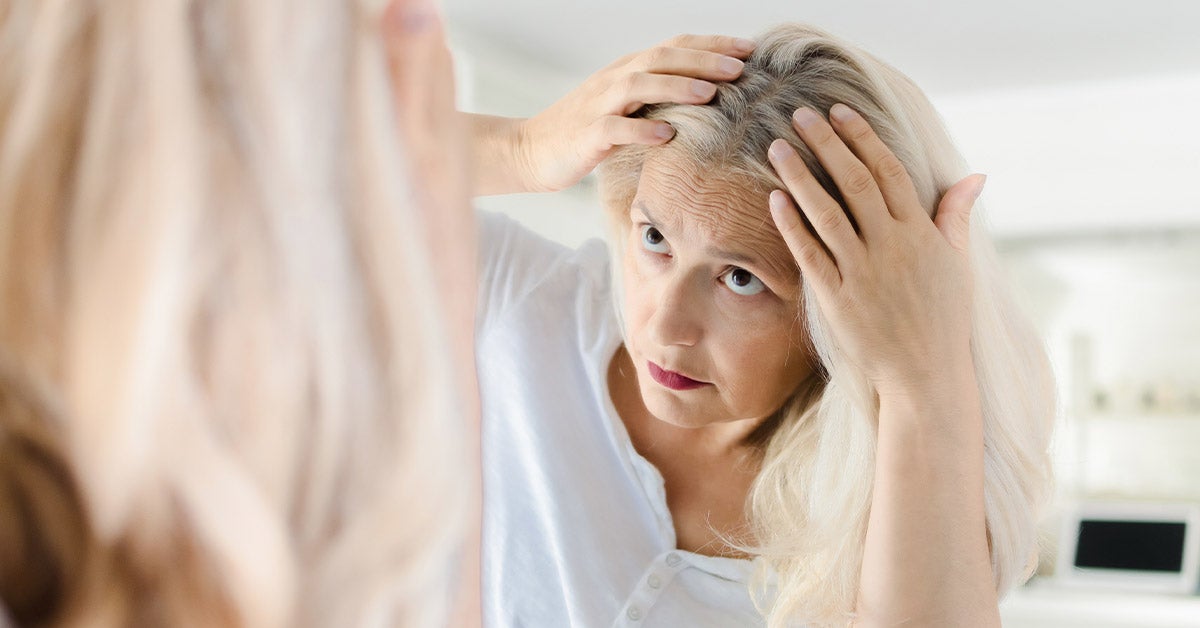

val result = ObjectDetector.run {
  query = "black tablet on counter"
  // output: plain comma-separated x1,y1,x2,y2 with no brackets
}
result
1057,501,1200,595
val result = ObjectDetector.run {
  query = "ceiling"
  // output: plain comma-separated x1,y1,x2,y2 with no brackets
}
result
441,0,1200,97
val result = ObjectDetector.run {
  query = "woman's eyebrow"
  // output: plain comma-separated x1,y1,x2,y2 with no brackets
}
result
633,201,659,225
636,200,794,283
703,245,758,267
709,234,798,285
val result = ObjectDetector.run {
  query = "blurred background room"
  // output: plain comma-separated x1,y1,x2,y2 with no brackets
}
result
442,1,1200,626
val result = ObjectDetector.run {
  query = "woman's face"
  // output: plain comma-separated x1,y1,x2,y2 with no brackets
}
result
621,154,817,429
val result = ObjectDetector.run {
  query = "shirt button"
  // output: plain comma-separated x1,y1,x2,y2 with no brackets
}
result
647,574,662,589
665,552,682,567
627,606,642,621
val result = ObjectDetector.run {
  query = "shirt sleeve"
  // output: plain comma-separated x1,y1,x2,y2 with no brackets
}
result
475,209,576,337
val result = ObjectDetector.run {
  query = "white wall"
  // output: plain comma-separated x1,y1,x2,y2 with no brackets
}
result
937,74,1200,238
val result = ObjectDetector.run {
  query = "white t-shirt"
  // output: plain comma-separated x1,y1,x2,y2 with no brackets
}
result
476,210,774,628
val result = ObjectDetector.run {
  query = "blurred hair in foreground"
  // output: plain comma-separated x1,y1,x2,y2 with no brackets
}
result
0,0,468,626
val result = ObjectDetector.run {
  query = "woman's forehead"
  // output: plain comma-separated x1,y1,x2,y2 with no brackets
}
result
634,155,798,284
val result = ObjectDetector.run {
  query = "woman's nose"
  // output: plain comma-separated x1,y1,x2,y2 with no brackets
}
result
645,277,702,348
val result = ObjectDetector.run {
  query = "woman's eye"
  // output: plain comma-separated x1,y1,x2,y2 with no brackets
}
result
640,225,670,254
722,267,765,296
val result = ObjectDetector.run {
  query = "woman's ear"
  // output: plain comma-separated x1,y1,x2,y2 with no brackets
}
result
0,366,92,626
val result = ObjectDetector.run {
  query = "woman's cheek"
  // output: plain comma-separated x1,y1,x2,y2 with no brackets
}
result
713,287,780,327
621,255,653,338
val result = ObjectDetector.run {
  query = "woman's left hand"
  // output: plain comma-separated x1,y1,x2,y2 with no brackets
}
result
766,104,986,399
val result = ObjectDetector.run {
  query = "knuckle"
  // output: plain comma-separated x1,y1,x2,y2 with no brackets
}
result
815,207,845,232
843,167,876,196
775,207,802,234
874,153,908,182
586,117,614,145
846,119,875,143
664,33,693,47
798,243,826,268
599,116,623,136
807,124,838,148
610,52,637,69
643,46,670,67
618,71,643,95
702,50,728,72
778,155,809,182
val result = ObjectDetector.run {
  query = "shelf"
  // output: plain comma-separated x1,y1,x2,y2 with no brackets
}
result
1000,579,1200,628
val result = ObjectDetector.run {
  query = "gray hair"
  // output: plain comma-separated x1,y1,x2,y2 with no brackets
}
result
599,23,1056,627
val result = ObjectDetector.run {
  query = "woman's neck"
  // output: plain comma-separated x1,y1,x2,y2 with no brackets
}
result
607,344,762,558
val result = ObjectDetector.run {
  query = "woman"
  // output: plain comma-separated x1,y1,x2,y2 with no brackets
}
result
0,0,477,626
469,24,1055,627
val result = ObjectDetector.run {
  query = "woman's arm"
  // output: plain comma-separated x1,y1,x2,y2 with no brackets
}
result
766,103,995,626
465,35,757,196
860,367,998,626
466,113,527,195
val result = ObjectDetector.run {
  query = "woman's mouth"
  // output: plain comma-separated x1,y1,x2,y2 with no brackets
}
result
647,361,709,391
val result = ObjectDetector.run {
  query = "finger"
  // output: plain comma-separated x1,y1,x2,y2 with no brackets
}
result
630,46,746,81
768,138,864,267
603,72,718,115
790,107,891,240
383,0,466,211
769,189,842,296
585,116,676,154
933,174,985,253
384,0,450,138
828,103,925,222
661,34,758,58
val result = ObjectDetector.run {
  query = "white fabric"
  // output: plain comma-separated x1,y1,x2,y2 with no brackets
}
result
476,210,774,628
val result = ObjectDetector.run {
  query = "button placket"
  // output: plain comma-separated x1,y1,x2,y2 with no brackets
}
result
614,552,691,627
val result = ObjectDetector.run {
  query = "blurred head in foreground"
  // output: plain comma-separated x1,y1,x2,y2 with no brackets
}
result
0,0,474,626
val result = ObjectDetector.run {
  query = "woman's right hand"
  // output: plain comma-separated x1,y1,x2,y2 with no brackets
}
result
473,34,756,195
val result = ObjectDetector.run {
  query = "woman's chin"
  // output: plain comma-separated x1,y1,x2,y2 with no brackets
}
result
638,382,722,429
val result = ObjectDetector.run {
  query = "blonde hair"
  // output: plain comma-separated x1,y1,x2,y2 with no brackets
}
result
598,24,1056,627
0,0,467,626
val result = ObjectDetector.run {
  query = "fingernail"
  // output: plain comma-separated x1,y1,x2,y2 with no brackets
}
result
970,174,988,200
768,139,792,161
734,38,757,53
386,0,436,33
829,103,857,122
655,123,676,140
769,189,788,212
719,56,744,75
692,80,717,98
793,107,820,128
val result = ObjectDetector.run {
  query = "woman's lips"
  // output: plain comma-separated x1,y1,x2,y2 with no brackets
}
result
647,361,708,391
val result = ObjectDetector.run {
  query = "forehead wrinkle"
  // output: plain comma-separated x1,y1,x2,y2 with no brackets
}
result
639,157,799,287
708,207,798,286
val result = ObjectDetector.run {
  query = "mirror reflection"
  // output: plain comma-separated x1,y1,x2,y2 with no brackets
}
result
448,2,1200,627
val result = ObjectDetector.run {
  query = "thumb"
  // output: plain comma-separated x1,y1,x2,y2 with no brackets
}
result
933,173,985,252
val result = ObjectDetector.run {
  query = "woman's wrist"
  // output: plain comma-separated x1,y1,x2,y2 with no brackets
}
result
466,112,534,196
874,345,974,399
875,355,983,436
